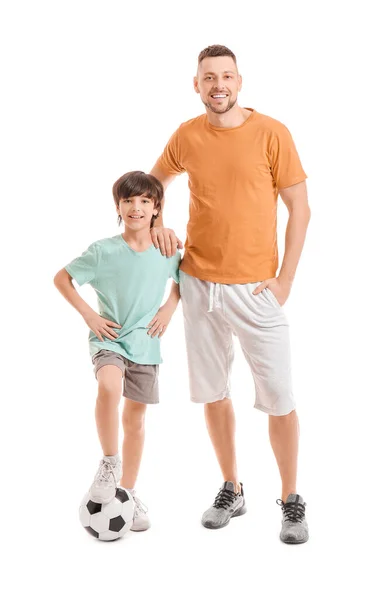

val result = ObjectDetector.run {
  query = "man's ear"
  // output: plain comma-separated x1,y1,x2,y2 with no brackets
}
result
238,74,243,92
193,76,200,94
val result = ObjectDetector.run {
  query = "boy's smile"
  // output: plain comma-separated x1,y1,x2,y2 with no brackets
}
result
118,194,158,230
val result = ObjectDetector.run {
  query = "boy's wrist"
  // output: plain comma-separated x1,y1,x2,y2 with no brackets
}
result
81,306,97,320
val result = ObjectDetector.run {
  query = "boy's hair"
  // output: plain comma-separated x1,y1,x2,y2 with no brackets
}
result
198,45,237,66
112,171,163,228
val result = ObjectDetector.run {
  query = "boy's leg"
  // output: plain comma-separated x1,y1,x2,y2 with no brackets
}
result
95,364,122,456
120,361,158,532
120,398,147,490
89,356,124,503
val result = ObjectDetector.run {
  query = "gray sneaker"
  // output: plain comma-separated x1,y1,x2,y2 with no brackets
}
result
276,493,309,544
202,481,246,529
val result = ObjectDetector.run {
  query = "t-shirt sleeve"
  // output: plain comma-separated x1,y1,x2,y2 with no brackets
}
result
268,124,307,190
168,251,181,283
154,128,185,175
64,242,101,286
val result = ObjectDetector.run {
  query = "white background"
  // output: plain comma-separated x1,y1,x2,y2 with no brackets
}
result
1,0,383,598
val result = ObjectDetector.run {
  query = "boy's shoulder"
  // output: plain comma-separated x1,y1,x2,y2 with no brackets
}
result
86,234,122,254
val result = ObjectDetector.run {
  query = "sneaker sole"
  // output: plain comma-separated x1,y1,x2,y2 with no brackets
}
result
130,524,151,532
202,503,247,530
89,491,117,504
280,534,309,544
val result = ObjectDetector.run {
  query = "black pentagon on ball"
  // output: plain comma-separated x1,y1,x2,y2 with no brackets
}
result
87,500,102,515
85,526,99,538
109,515,126,532
115,488,130,503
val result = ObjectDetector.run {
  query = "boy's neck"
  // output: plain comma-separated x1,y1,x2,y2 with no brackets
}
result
121,229,153,252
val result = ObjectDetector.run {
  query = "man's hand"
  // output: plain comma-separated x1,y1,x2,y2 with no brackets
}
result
252,277,292,307
83,311,121,342
150,226,183,257
147,305,176,338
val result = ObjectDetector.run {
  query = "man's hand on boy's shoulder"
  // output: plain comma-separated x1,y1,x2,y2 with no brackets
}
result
151,226,183,258
83,310,121,342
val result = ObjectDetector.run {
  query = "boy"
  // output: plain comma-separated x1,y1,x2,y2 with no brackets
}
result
54,171,181,531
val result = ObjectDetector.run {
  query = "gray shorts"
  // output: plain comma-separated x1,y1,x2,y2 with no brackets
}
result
92,350,159,405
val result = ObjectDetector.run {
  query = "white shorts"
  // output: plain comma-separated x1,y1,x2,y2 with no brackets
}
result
179,271,295,416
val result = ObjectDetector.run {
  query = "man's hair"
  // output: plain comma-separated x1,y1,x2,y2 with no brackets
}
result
112,171,163,228
198,45,237,66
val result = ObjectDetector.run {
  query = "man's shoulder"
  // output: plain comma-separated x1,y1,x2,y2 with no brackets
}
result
252,110,291,136
177,114,206,135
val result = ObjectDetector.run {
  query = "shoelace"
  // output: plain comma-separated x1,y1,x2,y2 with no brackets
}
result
95,460,117,485
213,487,237,509
276,498,306,523
131,492,148,516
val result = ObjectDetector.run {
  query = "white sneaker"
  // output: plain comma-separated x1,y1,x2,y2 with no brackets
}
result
130,491,151,531
89,457,122,504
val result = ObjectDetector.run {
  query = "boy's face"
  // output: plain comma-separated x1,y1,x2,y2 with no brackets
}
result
117,194,158,231
194,56,242,114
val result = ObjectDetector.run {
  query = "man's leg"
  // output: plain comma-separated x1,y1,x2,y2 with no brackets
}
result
269,410,299,502
179,272,246,528
224,282,308,542
204,397,240,493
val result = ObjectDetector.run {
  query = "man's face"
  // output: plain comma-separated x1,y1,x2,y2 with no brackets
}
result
194,56,242,114
117,195,158,231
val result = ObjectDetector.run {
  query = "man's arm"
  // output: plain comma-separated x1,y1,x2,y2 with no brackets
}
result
278,180,311,287
253,180,310,305
149,163,183,256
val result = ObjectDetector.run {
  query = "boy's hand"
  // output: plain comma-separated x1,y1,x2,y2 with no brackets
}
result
147,305,175,338
83,311,121,342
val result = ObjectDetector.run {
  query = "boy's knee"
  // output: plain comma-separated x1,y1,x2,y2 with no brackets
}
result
122,402,146,431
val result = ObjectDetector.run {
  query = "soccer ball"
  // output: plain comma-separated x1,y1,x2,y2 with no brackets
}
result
79,488,134,541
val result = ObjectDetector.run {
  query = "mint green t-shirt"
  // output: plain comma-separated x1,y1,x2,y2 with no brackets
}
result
65,235,181,365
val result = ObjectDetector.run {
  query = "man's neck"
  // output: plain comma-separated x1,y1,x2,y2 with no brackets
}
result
205,105,252,129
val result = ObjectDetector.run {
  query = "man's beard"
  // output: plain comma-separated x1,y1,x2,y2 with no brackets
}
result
204,95,237,114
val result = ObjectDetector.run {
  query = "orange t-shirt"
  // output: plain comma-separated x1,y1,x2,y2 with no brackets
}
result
155,108,307,284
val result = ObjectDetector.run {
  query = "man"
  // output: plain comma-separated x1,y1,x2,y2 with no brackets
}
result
150,45,310,544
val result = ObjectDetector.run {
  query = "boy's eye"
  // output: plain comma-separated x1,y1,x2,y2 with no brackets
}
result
123,199,131,203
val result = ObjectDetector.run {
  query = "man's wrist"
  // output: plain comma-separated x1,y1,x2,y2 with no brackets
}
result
277,273,294,287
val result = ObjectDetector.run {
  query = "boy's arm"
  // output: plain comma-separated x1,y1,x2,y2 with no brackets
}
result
53,268,121,341
149,163,183,257
146,280,180,338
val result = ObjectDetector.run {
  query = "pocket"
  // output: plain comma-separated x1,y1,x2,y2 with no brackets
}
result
264,287,281,310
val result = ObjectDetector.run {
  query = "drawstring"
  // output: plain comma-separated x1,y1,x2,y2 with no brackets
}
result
208,283,214,312
208,282,221,313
